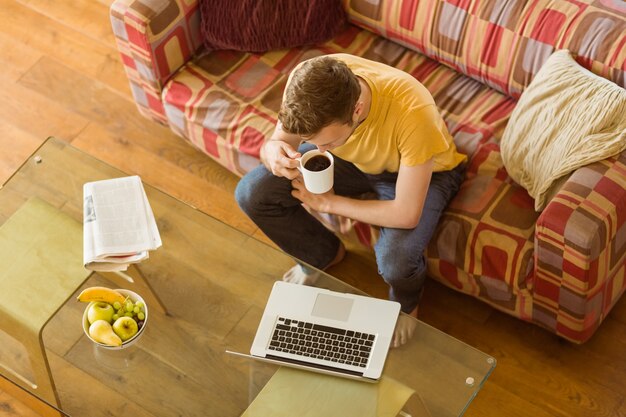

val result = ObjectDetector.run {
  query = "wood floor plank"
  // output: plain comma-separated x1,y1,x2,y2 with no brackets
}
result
466,382,557,417
0,0,130,97
613,398,626,417
129,306,254,395
0,32,42,82
0,331,34,387
608,291,626,327
569,317,626,386
65,337,242,417
0,124,43,184
16,0,117,47
0,390,43,417
0,78,89,143
47,351,156,417
131,251,258,341
17,57,155,140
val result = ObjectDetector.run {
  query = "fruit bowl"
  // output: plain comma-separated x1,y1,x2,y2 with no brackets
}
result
81,288,148,350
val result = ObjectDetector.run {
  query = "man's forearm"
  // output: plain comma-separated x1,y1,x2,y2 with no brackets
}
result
294,163,431,230
326,195,421,229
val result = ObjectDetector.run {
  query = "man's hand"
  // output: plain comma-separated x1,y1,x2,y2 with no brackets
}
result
291,177,334,213
262,140,302,179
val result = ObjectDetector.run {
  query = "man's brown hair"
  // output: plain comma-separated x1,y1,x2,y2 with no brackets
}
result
279,56,361,136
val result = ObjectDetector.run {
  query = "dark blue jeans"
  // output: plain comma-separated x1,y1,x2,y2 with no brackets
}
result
235,143,465,313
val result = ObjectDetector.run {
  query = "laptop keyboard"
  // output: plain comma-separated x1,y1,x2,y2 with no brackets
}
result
268,317,375,368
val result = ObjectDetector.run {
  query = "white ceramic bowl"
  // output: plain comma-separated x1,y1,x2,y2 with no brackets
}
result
82,288,148,350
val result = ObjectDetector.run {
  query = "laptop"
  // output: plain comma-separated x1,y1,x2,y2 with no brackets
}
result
227,281,400,382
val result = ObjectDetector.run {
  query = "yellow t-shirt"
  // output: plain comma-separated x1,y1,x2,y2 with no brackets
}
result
327,54,466,174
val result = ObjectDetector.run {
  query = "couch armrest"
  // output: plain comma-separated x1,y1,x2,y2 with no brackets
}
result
110,0,201,124
533,151,626,343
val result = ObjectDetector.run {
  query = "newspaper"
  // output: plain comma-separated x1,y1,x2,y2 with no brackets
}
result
83,176,162,272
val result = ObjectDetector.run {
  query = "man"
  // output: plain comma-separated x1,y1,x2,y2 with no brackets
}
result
235,54,466,347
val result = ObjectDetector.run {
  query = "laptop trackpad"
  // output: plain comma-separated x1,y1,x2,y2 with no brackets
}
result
311,293,354,322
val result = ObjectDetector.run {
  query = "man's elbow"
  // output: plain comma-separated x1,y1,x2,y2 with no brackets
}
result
396,211,422,229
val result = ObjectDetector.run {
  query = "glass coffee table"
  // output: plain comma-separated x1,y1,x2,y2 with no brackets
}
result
0,138,495,416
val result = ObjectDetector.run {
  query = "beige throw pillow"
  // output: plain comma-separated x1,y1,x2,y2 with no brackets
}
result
500,50,626,211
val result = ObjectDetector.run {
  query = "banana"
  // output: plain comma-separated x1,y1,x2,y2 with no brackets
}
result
77,286,126,305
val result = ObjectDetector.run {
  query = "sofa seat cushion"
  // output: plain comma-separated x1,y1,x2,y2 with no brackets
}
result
161,24,538,318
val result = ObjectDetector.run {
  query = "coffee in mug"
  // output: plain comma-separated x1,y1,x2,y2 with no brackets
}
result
298,150,334,194
303,155,331,172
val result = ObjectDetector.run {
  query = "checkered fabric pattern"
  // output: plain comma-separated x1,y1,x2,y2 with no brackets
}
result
110,0,202,124
110,0,626,343
346,0,626,98
534,155,626,342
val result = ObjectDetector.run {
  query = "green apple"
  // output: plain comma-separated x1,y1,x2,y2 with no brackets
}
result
87,302,115,325
112,316,138,341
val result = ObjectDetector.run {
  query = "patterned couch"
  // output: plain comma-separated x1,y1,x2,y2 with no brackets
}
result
110,0,626,343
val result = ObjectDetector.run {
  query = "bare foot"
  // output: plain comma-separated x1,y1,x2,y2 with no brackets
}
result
282,242,346,286
282,265,322,285
391,306,418,348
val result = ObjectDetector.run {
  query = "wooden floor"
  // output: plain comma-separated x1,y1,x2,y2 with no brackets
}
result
0,1,625,416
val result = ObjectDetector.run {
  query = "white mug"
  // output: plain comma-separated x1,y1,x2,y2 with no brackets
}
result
298,150,334,194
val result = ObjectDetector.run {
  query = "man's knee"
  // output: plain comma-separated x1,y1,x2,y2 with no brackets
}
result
235,165,294,217
235,166,275,214
235,173,257,215
376,249,427,286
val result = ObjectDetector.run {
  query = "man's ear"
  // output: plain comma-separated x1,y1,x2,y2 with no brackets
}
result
353,101,364,123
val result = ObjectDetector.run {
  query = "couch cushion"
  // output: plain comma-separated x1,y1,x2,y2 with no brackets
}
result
501,50,626,211
161,24,538,318
198,0,347,53
343,0,626,98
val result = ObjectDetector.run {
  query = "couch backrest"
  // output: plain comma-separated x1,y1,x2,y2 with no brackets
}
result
343,0,626,98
